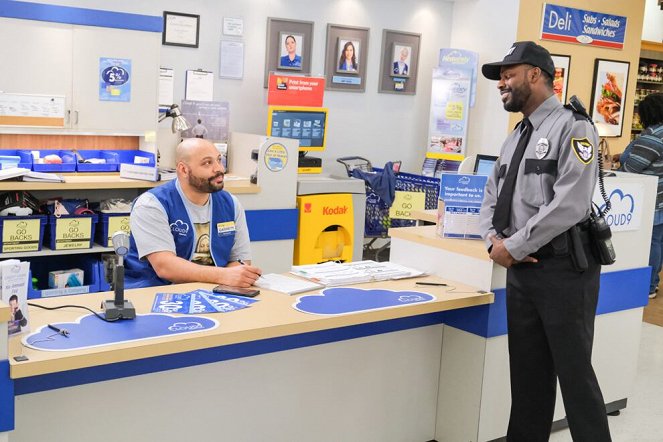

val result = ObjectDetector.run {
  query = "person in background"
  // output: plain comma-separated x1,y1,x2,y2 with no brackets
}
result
338,41,357,72
614,92,663,299
125,138,261,289
280,35,301,68
479,41,611,441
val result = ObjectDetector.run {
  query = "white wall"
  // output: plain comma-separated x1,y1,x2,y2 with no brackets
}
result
449,0,519,157
642,0,663,42
37,0,455,174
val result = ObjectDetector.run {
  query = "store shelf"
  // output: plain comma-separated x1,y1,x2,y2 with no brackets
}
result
0,173,260,193
636,79,663,85
0,244,112,259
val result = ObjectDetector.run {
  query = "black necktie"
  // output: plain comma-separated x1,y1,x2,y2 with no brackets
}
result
492,118,532,235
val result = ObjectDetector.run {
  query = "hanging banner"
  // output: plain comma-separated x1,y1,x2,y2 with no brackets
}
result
540,3,627,50
426,66,472,161
438,48,478,107
267,74,325,107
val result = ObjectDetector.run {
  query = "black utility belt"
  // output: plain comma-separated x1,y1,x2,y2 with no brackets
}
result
530,222,590,260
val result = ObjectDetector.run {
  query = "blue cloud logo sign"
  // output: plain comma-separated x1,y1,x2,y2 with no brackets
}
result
293,287,436,315
600,188,635,229
23,314,218,351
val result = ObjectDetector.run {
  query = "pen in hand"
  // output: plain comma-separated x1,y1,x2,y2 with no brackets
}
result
47,324,70,337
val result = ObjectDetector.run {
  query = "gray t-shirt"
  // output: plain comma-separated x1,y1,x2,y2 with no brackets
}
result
130,180,251,264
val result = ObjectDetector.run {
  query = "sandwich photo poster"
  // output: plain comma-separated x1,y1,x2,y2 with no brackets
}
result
590,58,630,137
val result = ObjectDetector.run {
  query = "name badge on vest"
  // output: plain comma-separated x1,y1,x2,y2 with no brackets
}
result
217,221,236,236
535,138,549,159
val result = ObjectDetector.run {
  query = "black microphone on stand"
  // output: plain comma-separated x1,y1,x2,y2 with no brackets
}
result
102,231,136,320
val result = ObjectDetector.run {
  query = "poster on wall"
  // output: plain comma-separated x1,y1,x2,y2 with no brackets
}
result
99,58,131,102
426,66,472,161
589,58,630,138
540,3,627,50
180,100,230,142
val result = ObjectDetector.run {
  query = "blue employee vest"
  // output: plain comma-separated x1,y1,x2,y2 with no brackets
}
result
124,180,236,288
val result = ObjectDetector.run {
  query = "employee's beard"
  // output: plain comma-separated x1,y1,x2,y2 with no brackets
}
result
502,81,530,113
188,172,224,193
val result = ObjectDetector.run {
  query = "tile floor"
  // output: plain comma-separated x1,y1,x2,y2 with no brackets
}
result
549,322,663,441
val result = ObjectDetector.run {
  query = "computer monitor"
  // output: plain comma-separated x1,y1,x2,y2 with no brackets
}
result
473,154,498,176
266,106,328,152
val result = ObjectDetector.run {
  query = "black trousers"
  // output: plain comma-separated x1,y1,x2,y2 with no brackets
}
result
505,237,612,442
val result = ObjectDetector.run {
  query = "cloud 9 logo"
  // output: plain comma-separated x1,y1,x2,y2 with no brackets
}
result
168,322,204,332
599,189,634,229
170,219,190,236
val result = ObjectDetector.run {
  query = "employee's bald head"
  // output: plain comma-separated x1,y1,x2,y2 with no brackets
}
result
176,138,214,164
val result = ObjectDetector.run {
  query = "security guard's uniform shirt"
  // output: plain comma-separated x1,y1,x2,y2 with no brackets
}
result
479,94,599,261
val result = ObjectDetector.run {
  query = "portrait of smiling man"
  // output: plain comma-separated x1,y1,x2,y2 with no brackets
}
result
125,138,261,289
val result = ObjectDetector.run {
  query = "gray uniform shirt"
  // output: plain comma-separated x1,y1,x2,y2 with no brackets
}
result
479,94,599,261
130,179,252,263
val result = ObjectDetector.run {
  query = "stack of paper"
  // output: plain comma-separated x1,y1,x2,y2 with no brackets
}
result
22,171,64,182
254,273,324,295
290,260,425,287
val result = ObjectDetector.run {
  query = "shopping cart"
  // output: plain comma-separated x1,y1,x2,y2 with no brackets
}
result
337,156,440,261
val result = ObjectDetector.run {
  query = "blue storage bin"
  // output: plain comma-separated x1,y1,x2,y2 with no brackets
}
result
0,150,32,169
27,256,100,299
117,150,155,167
46,214,98,250
26,149,77,172
95,212,130,247
0,215,47,253
75,150,120,172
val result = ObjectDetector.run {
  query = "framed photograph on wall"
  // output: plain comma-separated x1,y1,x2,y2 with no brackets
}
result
264,18,313,87
550,54,571,104
589,58,630,138
324,24,369,92
162,11,200,48
379,29,421,95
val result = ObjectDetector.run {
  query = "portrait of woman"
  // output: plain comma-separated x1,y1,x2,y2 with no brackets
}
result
278,32,303,70
337,39,359,73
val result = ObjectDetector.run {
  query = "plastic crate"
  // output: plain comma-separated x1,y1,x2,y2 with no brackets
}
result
363,169,440,237
0,215,47,253
27,256,100,299
0,150,32,169
75,150,121,172
46,214,98,251
27,149,77,172
94,212,130,247
117,150,156,168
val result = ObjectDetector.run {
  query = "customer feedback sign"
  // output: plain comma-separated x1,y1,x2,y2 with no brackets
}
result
439,174,487,239
540,3,626,49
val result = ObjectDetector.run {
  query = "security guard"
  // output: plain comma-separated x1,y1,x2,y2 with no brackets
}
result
479,42,612,441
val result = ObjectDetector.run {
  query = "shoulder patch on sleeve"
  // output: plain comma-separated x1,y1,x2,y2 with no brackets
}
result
571,137,594,165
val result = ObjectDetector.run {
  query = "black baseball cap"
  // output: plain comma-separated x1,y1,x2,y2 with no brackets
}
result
481,41,555,81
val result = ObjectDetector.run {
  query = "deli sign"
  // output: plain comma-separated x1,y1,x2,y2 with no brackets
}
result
540,3,627,50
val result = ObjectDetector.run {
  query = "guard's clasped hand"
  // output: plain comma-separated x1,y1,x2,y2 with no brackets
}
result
488,235,538,268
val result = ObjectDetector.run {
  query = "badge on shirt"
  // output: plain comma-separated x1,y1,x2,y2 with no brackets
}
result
535,138,549,159
216,221,236,236
571,137,594,165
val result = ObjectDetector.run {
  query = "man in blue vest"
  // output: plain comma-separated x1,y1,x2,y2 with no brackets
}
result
125,138,261,288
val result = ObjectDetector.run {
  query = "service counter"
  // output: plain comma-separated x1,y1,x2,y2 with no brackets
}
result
389,171,657,441
1,277,492,441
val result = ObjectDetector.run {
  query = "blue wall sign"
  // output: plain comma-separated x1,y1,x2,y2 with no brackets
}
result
99,57,132,102
294,287,436,315
540,3,627,49
23,314,218,351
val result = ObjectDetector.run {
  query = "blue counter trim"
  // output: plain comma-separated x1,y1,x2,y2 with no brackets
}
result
443,267,650,338
0,0,162,32
245,209,298,242
0,360,14,432
15,312,444,395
